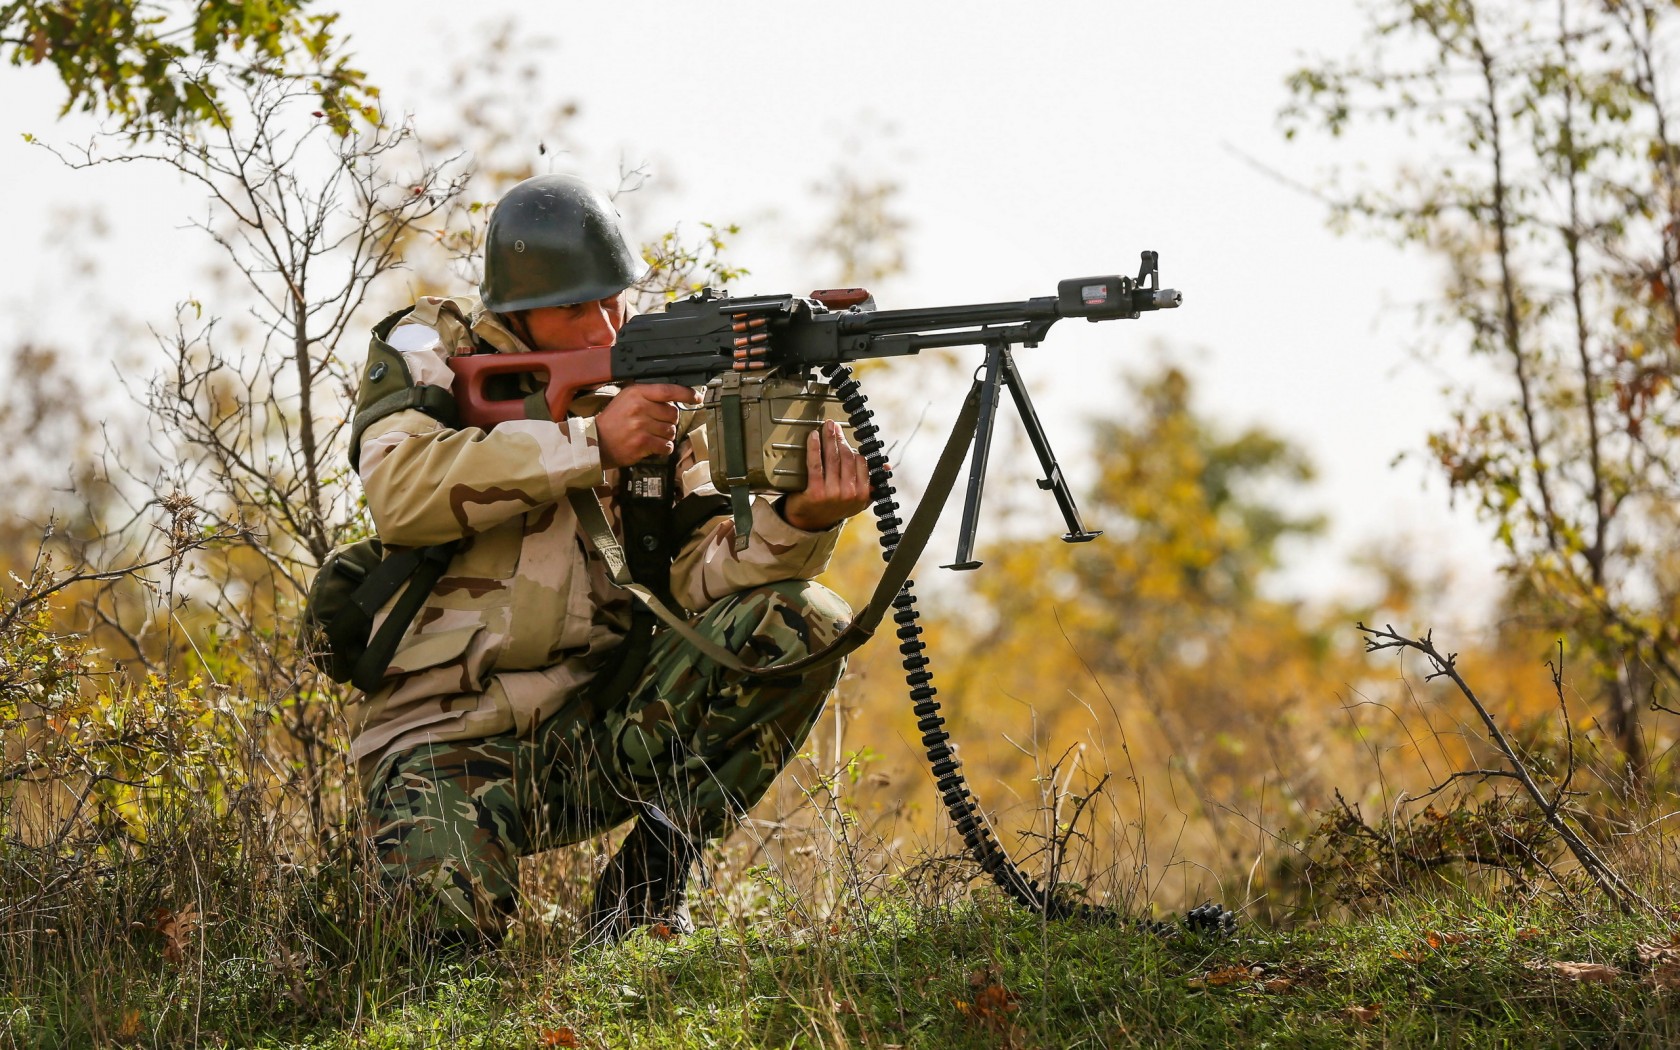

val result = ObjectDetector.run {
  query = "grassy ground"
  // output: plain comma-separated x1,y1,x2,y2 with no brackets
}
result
8,889,1679,1049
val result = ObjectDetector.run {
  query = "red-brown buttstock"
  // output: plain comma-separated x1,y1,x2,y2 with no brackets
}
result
446,346,613,428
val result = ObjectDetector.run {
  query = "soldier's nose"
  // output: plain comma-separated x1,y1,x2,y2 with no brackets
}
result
584,300,618,345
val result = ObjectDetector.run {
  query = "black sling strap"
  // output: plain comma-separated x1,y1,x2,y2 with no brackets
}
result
339,541,462,692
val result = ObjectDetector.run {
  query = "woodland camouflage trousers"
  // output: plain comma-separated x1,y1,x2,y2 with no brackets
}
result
363,580,849,938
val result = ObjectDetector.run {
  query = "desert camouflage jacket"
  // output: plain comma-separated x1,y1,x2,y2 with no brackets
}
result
348,294,841,773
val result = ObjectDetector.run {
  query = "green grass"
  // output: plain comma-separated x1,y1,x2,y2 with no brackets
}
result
6,890,1678,1048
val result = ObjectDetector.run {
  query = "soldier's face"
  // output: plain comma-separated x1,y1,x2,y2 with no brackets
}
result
521,293,627,352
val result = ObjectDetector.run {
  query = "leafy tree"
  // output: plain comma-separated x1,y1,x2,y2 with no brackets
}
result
1285,0,1680,784
2,0,371,133
945,365,1335,809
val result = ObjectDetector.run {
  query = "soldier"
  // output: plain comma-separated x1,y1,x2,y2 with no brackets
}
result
348,173,870,948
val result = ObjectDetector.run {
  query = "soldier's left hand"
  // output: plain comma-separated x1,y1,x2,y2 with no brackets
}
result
783,419,872,531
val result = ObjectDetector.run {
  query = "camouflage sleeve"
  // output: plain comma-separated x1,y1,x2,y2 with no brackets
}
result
357,329,605,546
668,416,841,613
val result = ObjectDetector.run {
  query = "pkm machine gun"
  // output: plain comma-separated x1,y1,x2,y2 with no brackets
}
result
449,250,1182,567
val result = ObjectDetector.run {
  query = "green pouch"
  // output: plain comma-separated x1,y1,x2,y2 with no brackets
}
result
301,538,460,690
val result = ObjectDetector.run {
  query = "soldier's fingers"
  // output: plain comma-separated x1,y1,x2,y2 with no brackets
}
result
806,428,828,496
640,418,680,443
824,420,844,488
828,421,849,490
849,450,870,500
643,401,680,426
829,434,855,497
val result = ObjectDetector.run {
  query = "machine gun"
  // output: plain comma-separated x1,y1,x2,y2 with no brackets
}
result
450,251,1180,568
445,251,1214,928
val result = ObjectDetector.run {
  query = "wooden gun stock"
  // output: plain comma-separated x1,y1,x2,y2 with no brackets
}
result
445,346,613,428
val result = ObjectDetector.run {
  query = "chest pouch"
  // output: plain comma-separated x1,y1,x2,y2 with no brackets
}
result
702,372,856,549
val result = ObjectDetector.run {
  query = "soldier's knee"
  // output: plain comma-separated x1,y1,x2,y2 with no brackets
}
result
364,744,522,940
743,580,851,653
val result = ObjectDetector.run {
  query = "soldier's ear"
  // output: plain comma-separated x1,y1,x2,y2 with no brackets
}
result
502,310,536,349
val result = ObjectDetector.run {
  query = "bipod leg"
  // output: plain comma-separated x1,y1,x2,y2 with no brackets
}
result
999,348,1101,544
943,341,1007,570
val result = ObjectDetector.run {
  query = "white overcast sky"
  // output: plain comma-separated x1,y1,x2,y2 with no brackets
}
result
0,1,1506,621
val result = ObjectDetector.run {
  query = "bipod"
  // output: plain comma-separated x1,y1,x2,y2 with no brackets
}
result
944,338,1100,570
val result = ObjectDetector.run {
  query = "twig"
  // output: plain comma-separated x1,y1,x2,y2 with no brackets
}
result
0,544,213,634
1406,768,1524,801
1547,640,1578,811
1358,622,1654,916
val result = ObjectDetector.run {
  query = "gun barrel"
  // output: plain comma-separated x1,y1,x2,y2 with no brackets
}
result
1151,288,1183,309
840,297,1061,336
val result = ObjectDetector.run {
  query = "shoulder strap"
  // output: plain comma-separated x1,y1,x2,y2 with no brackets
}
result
713,373,756,551
349,308,463,471
348,541,461,692
349,385,461,471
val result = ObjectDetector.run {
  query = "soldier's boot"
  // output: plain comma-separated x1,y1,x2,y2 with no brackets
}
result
586,818,697,945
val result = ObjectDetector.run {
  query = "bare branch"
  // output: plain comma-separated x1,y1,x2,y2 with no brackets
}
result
1358,621,1653,915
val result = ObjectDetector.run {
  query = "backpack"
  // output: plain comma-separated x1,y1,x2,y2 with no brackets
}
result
301,538,460,691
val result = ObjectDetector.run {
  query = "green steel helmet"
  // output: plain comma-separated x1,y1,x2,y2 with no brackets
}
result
480,174,645,313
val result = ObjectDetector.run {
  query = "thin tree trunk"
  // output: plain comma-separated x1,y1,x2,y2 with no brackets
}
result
1558,0,1646,784
1471,27,1560,553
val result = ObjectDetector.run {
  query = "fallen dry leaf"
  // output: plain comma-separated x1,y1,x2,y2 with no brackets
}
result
1635,939,1680,967
1188,965,1255,988
154,903,199,966
1649,961,1680,992
648,922,674,942
956,969,1020,1031
1528,960,1623,984
1346,1004,1381,1024
1515,928,1544,941
970,983,1020,1027
540,1026,581,1048
1427,931,1470,949
117,1009,143,1039
1262,977,1295,993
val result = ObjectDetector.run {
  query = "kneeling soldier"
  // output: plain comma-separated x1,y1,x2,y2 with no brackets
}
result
349,173,870,947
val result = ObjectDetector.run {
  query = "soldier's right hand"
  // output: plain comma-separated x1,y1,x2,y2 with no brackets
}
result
596,383,702,468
